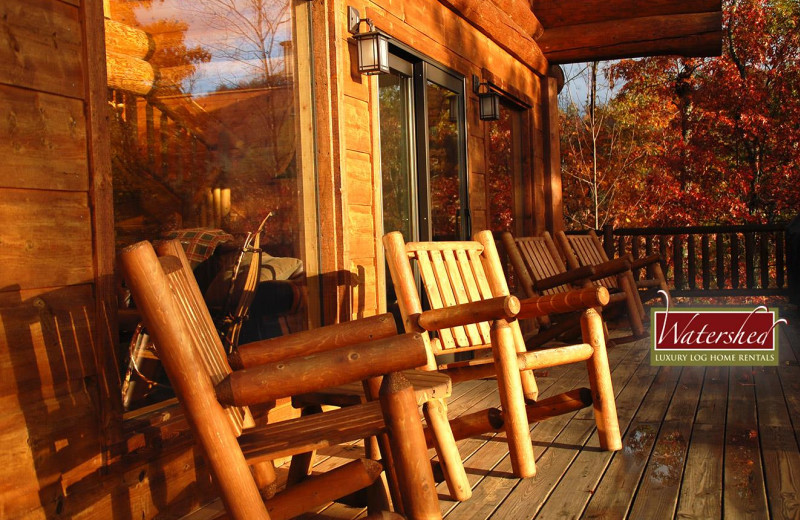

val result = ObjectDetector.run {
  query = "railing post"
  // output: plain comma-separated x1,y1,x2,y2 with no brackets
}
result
776,231,785,289
631,237,640,281
716,234,725,290
760,232,770,289
731,233,740,289
673,235,684,290
745,233,755,289
687,235,696,290
659,236,669,283
701,235,710,290
603,224,614,260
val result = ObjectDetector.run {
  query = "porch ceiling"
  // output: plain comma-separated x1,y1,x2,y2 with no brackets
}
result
531,0,723,63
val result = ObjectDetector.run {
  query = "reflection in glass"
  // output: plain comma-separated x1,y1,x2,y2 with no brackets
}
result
109,0,302,257
487,103,522,233
427,81,462,241
379,74,413,240
108,0,311,410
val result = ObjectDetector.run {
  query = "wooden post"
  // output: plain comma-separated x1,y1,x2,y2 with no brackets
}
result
491,319,535,478
687,234,697,290
745,232,755,289
673,235,684,290
659,236,669,281
731,233,740,289
379,373,441,520
631,236,640,281
777,231,785,289
716,233,725,289
580,309,621,451
422,400,472,501
701,235,711,290
759,232,769,289
603,224,615,259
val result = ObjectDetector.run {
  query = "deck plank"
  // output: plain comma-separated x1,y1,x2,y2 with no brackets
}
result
724,366,769,518
675,366,727,519
626,366,703,519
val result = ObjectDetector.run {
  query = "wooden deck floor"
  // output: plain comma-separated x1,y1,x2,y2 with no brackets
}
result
189,306,800,520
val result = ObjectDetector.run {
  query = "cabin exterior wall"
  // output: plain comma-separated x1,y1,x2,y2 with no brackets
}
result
0,0,561,518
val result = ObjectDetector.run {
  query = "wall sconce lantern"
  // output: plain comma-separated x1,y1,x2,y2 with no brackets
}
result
478,85,501,121
348,7,390,75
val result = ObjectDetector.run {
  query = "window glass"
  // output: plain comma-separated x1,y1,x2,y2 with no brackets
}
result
107,0,314,411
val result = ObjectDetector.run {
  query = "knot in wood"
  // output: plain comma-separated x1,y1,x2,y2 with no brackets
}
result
348,351,360,361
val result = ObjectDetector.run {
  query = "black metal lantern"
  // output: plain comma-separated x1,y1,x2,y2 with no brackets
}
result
348,7,390,76
478,89,500,121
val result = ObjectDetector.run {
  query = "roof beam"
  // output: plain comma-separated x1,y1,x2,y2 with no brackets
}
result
531,0,721,29
439,0,548,73
539,12,722,64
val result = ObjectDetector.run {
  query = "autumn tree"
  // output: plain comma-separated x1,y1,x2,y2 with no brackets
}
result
561,0,800,229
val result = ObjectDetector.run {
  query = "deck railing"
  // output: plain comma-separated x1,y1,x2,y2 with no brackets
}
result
574,223,793,297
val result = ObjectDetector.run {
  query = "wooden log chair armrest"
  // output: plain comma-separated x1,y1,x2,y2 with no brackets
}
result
229,313,398,369
415,295,520,331
531,265,596,292
629,253,662,270
516,286,610,321
216,333,429,407
587,257,633,281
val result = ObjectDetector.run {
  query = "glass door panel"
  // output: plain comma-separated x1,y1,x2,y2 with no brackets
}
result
379,74,415,240
426,81,464,241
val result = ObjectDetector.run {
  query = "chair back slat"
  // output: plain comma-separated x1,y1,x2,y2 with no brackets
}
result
458,249,492,343
515,236,570,295
442,249,483,345
157,240,254,435
566,234,618,289
409,240,494,351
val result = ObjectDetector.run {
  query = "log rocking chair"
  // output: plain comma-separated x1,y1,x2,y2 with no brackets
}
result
383,230,622,479
120,240,441,520
502,231,646,345
555,229,669,311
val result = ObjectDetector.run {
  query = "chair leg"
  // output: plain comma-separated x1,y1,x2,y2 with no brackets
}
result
491,319,535,478
250,461,277,499
618,274,645,337
423,399,471,501
581,309,622,451
287,405,322,486
626,271,647,321
379,373,441,520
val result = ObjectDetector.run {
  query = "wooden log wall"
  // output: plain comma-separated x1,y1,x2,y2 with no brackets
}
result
342,0,558,318
0,0,223,518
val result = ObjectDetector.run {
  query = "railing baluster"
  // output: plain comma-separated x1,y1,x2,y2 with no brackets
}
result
631,236,640,281
776,231,785,288
618,235,626,260
603,225,614,259
674,235,684,290
146,103,156,167
687,235,697,290
716,233,725,289
645,236,653,257
731,233,740,289
659,236,669,282
745,232,755,289
701,235,710,290
759,232,769,289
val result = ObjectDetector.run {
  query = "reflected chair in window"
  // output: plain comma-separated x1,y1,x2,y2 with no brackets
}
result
555,229,669,311
383,230,622,480
119,240,441,520
502,231,646,346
